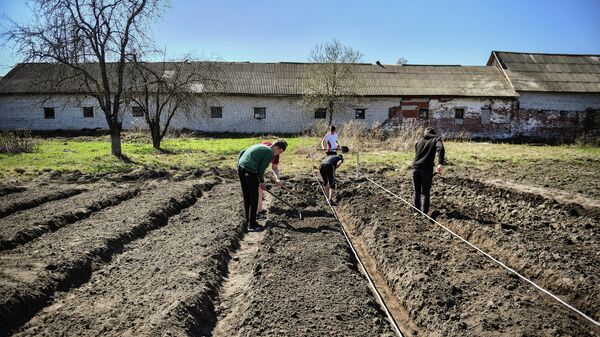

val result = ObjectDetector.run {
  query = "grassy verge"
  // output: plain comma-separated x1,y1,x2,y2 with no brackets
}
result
1,135,598,180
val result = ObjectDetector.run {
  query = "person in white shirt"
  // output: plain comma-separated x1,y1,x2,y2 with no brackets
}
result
321,125,339,155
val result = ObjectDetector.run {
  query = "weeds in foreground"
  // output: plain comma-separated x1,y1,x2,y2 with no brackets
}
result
0,131,38,154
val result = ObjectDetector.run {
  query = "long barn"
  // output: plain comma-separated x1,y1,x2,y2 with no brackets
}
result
0,51,598,139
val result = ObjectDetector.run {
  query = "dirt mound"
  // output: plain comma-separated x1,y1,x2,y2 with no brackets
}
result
0,186,140,250
13,183,244,337
338,176,599,336
0,186,85,218
0,178,219,335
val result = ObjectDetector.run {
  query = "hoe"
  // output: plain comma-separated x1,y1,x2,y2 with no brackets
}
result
264,189,303,219
277,183,317,206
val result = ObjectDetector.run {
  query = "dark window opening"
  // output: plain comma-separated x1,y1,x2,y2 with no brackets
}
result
481,108,491,125
132,106,144,117
44,107,55,119
455,108,465,125
355,108,365,119
419,109,429,119
254,107,266,119
83,107,94,118
315,108,327,119
210,106,223,118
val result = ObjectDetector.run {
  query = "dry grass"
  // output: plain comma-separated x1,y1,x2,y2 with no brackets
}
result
0,131,38,154
302,119,428,153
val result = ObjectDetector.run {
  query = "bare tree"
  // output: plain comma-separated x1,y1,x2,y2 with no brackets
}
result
396,57,408,65
5,0,166,157
301,39,363,125
127,55,221,149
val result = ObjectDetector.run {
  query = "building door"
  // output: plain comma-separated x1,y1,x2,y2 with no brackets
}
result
388,107,402,119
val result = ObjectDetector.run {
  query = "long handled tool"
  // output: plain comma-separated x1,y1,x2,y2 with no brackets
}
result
263,189,303,219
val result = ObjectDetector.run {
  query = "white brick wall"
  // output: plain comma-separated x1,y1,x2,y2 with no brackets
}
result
0,94,402,133
166,95,402,133
0,95,108,130
518,92,600,110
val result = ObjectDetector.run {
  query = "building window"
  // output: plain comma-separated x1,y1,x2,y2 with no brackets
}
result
315,108,327,119
132,106,144,117
83,107,94,118
44,107,55,119
481,107,491,125
254,107,266,119
210,106,223,118
419,109,429,119
454,108,465,125
355,108,366,119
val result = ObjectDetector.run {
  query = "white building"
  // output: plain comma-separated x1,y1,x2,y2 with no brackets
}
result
0,51,598,139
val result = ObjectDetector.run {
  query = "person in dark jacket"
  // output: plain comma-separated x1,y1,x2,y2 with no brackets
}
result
319,146,349,205
238,140,287,231
412,127,445,214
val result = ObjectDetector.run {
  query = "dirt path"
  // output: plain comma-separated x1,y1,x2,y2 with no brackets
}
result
13,182,244,337
209,184,396,337
211,197,268,337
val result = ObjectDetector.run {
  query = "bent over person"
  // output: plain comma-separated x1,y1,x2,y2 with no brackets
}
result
412,127,445,214
238,140,287,231
319,146,349,206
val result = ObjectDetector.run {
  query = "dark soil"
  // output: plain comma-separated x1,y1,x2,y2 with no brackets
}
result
463,158,600,200
338,174,600,336
0,185,140,250
0,185,26,197
211,183,395,337
0,185,85,218
435,175,600,323
0,178,219,335
13,183,244,337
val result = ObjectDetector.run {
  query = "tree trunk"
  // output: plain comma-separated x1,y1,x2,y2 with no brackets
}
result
328,101,334,125
110,125,122,157
150,123,161,150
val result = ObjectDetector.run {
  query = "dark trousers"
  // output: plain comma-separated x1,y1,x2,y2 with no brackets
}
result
319,164,336,189
238,166,259,226
412,169,433,214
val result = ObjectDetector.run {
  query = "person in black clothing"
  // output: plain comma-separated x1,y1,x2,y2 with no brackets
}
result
412,127,445,214
319,146,349,205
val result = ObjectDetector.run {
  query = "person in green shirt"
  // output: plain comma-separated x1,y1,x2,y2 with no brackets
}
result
238,140,287,231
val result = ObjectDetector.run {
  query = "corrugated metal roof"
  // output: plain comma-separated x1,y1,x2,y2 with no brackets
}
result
492,51,600,93
0,61,518,97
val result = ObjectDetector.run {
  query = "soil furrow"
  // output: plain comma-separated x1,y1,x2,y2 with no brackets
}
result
0,187,141,250
0,178,219,336
431,178,600,321
338,177,599,336
211,187,396,337
13,182,244,337
0,185,26,198
442,176,600,219
0,186,85,219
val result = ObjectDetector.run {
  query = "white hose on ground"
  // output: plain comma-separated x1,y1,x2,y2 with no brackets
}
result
308,148,405,337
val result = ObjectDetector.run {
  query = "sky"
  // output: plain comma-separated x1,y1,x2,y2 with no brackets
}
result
0,0,599,75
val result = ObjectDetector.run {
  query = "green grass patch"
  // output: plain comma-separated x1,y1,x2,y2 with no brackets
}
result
1,136,598,180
